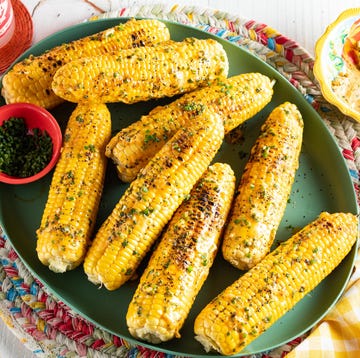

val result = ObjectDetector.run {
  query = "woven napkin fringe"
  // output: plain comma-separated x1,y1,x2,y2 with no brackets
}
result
0,233,144,358
1,2,359,357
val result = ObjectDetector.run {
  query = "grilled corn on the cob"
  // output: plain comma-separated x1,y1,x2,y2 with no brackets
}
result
106,72,274,182
222,102,304,270
1,19,170,109
194,211,358,356
51,38,229,104
36,102,111,272
83,109,225,290
126,163,236,343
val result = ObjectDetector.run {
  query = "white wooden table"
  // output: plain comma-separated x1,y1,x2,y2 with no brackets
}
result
1,0,359,357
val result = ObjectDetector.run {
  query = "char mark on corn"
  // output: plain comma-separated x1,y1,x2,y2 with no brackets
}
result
1,19,170,109
106,72,274,182
222,102,304,270
126,162,236,343
83,108,225,291
51,37,229,104
194,211,358,356
36,102,111,273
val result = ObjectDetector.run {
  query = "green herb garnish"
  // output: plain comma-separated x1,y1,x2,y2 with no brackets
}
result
0,117,53,178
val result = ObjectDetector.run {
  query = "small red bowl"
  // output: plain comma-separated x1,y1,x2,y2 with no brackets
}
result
0,103,62,184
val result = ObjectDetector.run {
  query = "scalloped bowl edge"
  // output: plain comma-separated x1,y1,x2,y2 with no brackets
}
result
314,7,360,122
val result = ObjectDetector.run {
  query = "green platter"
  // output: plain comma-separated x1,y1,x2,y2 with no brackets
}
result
0,18,358,357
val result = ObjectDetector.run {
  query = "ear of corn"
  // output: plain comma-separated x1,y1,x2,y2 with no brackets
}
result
36,102,111,273
1,19,171,109
194,211,358,356
51,38,229,104
126,163,236,344
106,72,274,182
83,109,225,291
222,102,304,270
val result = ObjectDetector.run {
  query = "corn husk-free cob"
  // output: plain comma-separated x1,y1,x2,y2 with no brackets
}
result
126,163,236,343
222,102,304,270
194,211,358,356
36,102,111,273
106,72,274,182
83,108,225,291
51,38,229,104
1,19,171,109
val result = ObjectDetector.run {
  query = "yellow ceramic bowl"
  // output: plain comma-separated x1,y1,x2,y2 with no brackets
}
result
314,7,360,122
